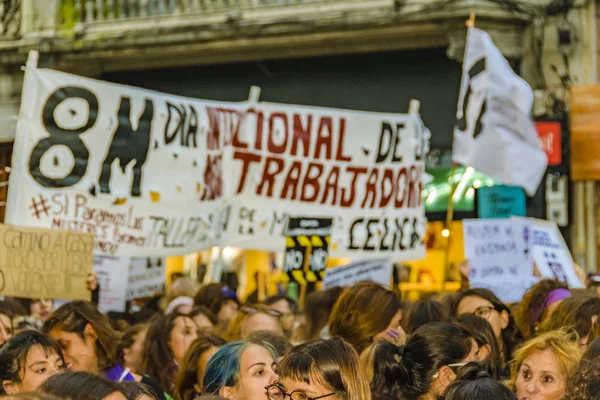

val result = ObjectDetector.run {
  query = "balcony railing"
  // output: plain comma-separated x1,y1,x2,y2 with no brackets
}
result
0,0,21,39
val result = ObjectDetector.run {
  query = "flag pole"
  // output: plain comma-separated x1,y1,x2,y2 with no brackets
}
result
442,12,475,291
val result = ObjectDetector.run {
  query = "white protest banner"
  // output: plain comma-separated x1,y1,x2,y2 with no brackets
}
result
322,258,392,289
94,256,130,313
224,102,428,261
127,257,166,300
0,224,94,301
463,219,535,303
6,66,240,257
452,28,547,196
531,219,584,289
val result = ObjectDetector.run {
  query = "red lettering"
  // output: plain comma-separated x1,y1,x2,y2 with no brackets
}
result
268,113,289,155
281,161,302,200
233,151,261,193
291,114,311,157
407,166,422,208
380,169,395,207
314,117,333,160
394,168,408,208
257,156,285,197
335,118,352,162
320,166,340,206
251,108,265,151
300,162,324,202
206,107,221,150
201,154,222,201
75,194,88,219
341,167,368,207
362,169,379,208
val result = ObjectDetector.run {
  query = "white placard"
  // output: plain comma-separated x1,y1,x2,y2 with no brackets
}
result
322,258,392,289
94,256,130,313
463,219,535,303
126,257,166,300
531,219,584,289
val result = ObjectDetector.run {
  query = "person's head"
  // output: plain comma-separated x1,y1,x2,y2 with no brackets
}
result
510,330,582,400
0,331,65,395
451,288,523,362
247,331,293,361
117,323,149,375
540,296,600,349
165,297,195,316
2,393,63,400
161,278,201,312
27,300,54,324
403,300,449,334
515,279,570,338
0,302,15,347
369,322,478,400
329,282,402,354
119,382,158,400
202,339,278,400
39,371,127,400
583,337,600,361
562,359,600,400
226,305,284,342
454,314,503,379
189,307,218,335
194,284,239,326
444,362,517,400
299,287,344,342
270,338,370,400
43,301,119,374
142,313,198,392
263,295,298,335
175,335,227,400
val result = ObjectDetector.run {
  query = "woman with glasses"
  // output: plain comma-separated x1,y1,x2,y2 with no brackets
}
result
267,338,370,400
226,305,284,342
369,322,478,400
450,288,524,366
201,339,278,400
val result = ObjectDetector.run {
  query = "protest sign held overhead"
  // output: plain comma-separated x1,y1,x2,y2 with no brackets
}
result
283,217,332,284
0,224,93,300
452,27,547,196
94,256,130,313
463,218,535,303
322,258,393,290
127,257,166,300
7,60,428,261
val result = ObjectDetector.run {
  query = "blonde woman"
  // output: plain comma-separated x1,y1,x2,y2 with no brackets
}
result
510,330,582,400
268,338,371,400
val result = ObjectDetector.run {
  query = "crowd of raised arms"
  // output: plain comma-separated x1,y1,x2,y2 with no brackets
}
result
2,276,600,400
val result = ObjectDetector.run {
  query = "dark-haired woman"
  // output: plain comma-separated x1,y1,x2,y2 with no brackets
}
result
194,284,239,332
0,331,65,395
39,371,127,400
44,301,167,400
370,322,478,400
443,362,517,400
454,314,504,380
175,335,226,400
141,313,198,395
451,288,523,366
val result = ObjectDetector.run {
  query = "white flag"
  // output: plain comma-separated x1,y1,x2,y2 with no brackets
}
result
452,27,547,196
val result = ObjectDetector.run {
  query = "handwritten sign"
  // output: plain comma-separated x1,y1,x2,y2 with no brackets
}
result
94,256,130,313
463,219,534,303
530,219,584,289
126,257,166,300
477,186,526,219
322,258,392,290
0,224,93,300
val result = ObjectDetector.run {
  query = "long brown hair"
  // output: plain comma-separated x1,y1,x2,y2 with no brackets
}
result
277,338,371,400
43,301,119,373
514,279,568,338
295,287,344,342
175,335,226,400
329,282,401,353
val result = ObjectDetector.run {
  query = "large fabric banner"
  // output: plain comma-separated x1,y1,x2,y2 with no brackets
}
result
7,68,238,256
7,66,427,260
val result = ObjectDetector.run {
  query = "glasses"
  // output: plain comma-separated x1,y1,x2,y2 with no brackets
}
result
472,306,495,320
242,306,283,318
266,384,335,400
432,362,469,379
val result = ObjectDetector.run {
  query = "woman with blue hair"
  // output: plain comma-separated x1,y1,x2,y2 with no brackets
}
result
202,339,278,400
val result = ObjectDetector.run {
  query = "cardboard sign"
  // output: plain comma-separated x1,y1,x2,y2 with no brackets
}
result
126,257,166,300
283,217,332,284
463,219,534,303
0,224,93,300
322,258,392,289
531,219,584,288
535,121,562,166
94,256,130,313
477,185,526,219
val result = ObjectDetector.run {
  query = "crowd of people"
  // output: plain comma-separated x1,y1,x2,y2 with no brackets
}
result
1,275,600,400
